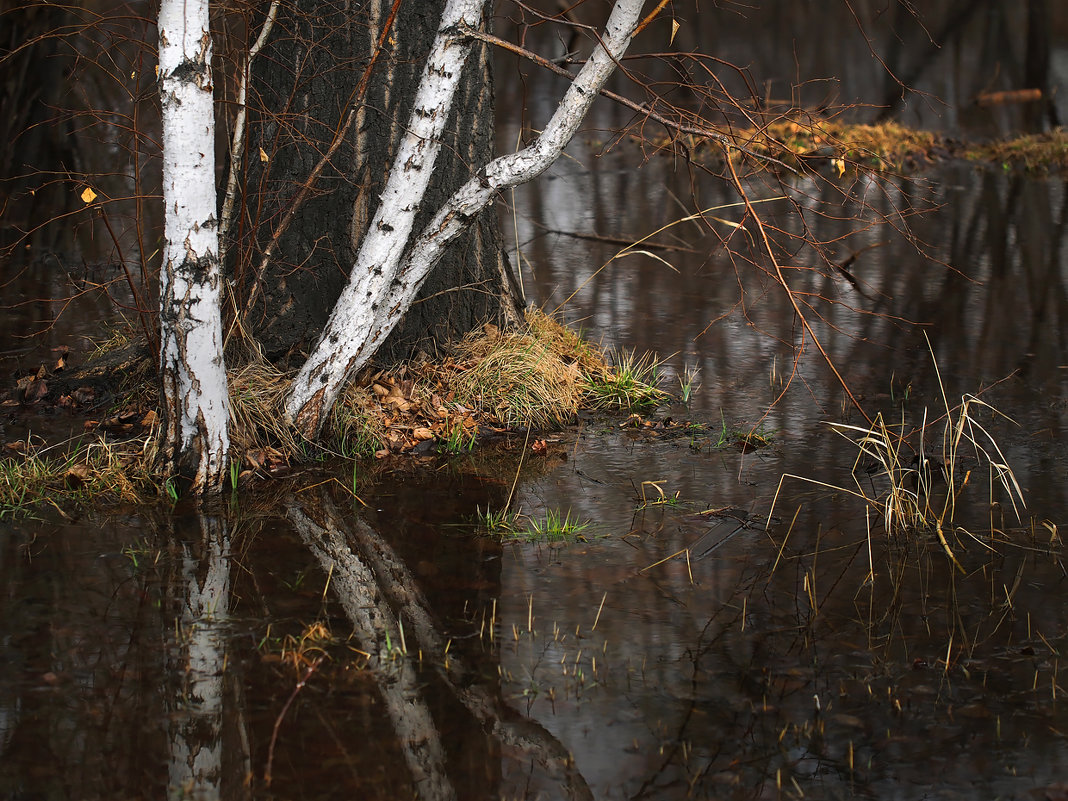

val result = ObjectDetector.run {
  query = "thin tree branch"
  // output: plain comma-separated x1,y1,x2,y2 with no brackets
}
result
232,0,405,336
459,25,794,172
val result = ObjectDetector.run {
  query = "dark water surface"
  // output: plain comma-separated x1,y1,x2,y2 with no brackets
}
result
3,3,1068,800
2,158,1067,800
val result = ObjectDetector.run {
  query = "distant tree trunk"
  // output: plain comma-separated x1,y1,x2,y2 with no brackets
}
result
158,0,230,493
234,0,520,363
1024,0,1060,129
0,2,79,249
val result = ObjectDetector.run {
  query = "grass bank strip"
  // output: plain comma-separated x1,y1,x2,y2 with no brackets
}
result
1,309,668,512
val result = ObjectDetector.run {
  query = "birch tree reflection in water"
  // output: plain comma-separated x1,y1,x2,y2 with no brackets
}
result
167,514,236,801
287,491,596,801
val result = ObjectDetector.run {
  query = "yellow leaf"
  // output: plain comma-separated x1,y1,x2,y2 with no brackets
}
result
831,157,846,178
670,19,680,46
80,186,97,204
259,147,269,163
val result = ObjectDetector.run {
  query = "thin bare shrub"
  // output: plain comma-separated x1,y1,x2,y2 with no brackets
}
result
772,361,1026,564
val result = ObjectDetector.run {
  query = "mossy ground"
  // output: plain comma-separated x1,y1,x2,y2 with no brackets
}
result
665,116,1068,174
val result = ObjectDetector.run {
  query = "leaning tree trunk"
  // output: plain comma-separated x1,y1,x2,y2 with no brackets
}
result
158,0,230,493
232,0,521,364
285,0,646,436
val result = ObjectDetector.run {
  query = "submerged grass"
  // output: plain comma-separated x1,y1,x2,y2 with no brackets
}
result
476,505,591,543
522,509,590,542
585,349,669,411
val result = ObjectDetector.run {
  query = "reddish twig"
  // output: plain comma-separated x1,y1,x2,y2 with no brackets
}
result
264,655,324,788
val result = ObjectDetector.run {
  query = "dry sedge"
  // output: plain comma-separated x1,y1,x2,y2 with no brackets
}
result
771,393,1026,566
228,359,300,455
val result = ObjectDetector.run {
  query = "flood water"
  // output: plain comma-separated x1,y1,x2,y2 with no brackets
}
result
3,2,1068,800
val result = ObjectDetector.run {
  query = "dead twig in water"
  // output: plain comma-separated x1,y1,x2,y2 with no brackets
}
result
265,655,324,787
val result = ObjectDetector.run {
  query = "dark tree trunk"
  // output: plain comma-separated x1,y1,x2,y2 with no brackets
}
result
234,0,521,364
0,3,85,252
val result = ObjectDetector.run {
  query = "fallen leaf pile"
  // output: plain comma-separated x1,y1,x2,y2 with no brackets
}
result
355,370,503,458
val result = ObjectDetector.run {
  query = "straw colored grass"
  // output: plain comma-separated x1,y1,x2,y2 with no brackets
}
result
228,359,300,455
0,434,159,516
4,309,670,511
771,352,1026,567
446,309,667,428
670,115,1068,174
449,324,587,429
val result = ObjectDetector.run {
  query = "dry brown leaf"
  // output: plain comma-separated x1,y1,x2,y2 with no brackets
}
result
66,463,91,480
25,379,48,402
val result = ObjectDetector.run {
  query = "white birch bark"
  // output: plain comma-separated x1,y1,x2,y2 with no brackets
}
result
287,503,457,801
285,0,486,435
292,491,597,800
158,0,230,492
286,0,645,436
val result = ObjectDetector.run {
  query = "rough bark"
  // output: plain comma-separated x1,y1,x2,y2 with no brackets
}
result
158,0,230,493
235,0,519,363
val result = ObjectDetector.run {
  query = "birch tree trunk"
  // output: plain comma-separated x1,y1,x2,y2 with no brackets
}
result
158,0,230,493
286,0,647,437
235,0,518,364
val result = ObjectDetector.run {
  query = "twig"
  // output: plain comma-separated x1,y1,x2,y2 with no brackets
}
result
219,0,280,274
97,207,157,354
459,25,795,172
528,222,697,253
724,156,873,425
235,0,405,335
264,655,324,787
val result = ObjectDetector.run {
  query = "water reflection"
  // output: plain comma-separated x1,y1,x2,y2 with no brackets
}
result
1,1,1068,799
167,514,237,801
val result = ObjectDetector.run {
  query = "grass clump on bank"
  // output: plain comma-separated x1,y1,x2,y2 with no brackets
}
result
0,309,668,512
662,115,1068,174
446,311,667,428
0,435,158,518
